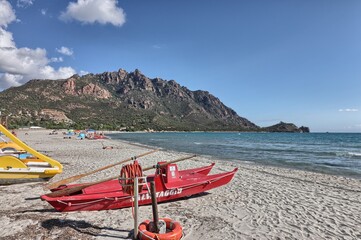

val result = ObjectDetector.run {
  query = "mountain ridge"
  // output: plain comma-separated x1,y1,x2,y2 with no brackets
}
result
0,68,309,132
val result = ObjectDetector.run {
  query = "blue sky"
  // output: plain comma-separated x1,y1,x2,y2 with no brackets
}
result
0,0,360,132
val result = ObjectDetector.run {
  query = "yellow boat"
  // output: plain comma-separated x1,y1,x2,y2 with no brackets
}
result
0,141,26,153
0,124,63,184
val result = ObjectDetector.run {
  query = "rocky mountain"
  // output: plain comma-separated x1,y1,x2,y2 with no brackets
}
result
261,122,310,133
0,69,260,131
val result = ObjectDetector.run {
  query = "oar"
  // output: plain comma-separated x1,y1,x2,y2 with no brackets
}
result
45,149,159,189
44,154,197,198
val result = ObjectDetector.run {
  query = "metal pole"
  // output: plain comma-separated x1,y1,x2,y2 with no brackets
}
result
133,177,139,240
150,181,159,233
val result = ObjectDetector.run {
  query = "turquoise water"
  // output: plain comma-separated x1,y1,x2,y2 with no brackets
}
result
110,132,361,179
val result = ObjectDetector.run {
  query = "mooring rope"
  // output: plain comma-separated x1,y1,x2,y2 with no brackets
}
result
119,160,144,195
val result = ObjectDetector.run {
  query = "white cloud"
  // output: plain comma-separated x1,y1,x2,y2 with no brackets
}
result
0,46,46,75
338,108,359,112
0,73,23,88
152,44,162,49
79,70,89,76
0,0,17,28
50,57,64,63
60,0,126,27
16,0,33,8
0,28,15,48
38,66,76,79
0,1,77,90
56,46,73,56
41,9,47,16
0,39,77,88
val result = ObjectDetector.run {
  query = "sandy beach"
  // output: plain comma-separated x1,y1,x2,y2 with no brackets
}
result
1,129,361,240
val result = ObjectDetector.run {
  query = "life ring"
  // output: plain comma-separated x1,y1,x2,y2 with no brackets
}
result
138,217,183,240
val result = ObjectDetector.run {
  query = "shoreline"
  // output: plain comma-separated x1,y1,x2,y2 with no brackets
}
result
109,131,361,181
1,129,361,239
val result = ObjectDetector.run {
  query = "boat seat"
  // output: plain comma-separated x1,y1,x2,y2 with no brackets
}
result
164,164,181,183
25,162,52,167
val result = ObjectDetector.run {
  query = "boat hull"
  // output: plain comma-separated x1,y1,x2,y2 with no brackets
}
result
42,164,237,212
0,155,60,184
0,124,63,184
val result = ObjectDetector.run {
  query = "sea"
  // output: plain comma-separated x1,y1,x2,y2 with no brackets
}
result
109,132,361,179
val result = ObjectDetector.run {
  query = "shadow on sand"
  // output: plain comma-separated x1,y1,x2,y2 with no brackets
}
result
23,192,212,238
41,218,132,239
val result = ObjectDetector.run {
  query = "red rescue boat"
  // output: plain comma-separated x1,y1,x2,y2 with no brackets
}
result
41,162,237,212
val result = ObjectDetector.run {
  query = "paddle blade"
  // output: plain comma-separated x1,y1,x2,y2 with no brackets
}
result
45,184,89,198
46,174,86,190
44,174,118,198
